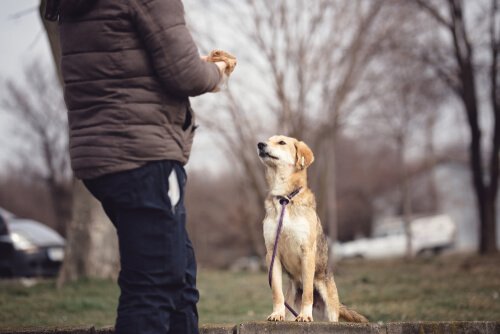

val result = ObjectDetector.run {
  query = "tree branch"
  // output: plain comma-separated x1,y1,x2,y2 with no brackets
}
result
414,0,453,29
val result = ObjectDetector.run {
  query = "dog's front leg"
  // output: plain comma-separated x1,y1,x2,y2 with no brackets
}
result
296,249,315,322
266,252,285,321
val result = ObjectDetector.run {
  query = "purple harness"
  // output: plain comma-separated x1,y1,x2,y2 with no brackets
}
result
267,187,302,318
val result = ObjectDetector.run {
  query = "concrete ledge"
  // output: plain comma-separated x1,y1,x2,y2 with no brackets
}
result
238,321,383,334
1,322,499,334
0,327,113,334
386,321,500,334
199,323,236,334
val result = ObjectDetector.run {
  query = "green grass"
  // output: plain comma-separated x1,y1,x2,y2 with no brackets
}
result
0,254,499,329
0,278,118,329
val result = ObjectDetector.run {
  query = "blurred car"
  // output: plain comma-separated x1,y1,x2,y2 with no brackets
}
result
334,214,457,260
0,209,65,277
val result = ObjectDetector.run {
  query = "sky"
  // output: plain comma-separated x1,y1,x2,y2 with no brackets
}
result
0,1,48,173
0,1,45,80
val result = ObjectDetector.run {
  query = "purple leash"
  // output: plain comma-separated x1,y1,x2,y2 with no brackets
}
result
268,188,302,318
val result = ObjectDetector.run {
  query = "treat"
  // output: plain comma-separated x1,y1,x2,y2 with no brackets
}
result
207,49,237,75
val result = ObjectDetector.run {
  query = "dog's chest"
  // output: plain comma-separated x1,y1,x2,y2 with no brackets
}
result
263,204,310,251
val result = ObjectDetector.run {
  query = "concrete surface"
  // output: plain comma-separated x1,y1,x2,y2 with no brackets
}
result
385,321,500,334
0,327,112,334
199,324,236,334
1,322,499,334
237,321,383,334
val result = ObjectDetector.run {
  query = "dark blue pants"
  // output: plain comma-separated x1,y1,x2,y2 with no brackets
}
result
84,160,199,334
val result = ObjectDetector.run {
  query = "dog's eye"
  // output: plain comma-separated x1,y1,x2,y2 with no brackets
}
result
278,141,286,145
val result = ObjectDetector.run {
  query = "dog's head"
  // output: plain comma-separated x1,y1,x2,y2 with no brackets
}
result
257,135,314,171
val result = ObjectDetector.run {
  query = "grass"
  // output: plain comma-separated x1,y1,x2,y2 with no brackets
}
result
0,278,118,329
0,254,499,330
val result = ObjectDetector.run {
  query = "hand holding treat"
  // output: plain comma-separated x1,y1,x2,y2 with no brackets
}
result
203,50,237,91
206,50,237,76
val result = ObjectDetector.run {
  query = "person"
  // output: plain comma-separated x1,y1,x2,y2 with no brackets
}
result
45,0,230,333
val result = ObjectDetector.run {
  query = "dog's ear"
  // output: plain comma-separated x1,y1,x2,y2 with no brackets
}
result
295,141,314,170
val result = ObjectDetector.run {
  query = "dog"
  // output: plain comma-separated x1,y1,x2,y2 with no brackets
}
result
258,135,368,323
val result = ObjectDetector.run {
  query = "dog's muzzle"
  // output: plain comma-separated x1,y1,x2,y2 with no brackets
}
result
258,142,278,159
257,142,268,158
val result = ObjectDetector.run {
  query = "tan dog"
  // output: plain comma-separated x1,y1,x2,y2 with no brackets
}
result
258,135,368,323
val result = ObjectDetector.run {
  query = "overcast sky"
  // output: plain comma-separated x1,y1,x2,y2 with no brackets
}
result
0,1,48,173
0,1,46,80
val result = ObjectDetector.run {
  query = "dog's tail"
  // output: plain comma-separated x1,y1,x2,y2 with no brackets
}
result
339,304,369,323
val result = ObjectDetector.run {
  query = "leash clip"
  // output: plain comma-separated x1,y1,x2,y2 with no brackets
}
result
278,197,290,205
277,187,302,206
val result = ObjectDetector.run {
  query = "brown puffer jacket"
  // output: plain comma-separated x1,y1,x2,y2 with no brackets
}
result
53,0,221,179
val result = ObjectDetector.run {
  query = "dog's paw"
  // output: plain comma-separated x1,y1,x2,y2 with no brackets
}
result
295,313,313,322
267,312,285,321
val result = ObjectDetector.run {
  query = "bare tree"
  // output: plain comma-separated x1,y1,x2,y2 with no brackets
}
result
405,0,500,254
2,61,72,235
362,55,445,257
189,0,404,255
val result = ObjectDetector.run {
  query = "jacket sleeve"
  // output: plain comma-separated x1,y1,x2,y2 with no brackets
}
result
130,0,221,97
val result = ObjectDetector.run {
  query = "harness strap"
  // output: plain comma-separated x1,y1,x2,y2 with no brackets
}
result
267,187,302,318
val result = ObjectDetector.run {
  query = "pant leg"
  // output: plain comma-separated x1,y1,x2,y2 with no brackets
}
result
84,161,198,334
167,164,199,334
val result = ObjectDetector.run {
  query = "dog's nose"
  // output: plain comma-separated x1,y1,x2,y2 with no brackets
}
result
257,142,267,150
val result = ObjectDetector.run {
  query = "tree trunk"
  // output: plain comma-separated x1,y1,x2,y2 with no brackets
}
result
325,141,338,245
57,181,119,287
480,190,497,254
48,182,73,236
316,143,329,236
320,135,339,270
462,81,492,254
402,173,413,258
460,63,497,254
397,136,413,258
425,112,439,212
56,181,92,286
415,0,498,255
449,1,498,254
